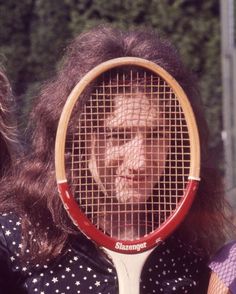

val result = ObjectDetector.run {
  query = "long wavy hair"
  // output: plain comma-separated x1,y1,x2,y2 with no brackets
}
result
0,25,230,264
0,68,18,177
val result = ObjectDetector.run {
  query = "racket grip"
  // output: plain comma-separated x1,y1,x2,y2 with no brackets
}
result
104,248,155,294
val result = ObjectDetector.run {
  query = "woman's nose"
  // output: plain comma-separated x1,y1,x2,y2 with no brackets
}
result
122,134,147,171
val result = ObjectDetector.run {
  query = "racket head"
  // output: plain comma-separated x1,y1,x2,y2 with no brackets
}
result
55,57,200,254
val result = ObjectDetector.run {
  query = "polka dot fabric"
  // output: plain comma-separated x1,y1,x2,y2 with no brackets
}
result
209,241,236,293
0,212,210,293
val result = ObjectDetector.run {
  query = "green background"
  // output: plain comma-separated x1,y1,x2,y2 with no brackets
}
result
0,0,223,167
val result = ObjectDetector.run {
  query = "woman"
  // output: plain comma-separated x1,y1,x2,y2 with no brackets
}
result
0,67,21,293
0,67,18,177
0,25,229,293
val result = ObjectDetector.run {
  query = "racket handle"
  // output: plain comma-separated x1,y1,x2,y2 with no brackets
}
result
104,248,155,294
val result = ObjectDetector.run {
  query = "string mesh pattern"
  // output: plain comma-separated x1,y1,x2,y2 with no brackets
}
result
65,67,191,241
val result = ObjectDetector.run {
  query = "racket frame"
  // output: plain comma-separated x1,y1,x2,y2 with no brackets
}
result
55,57,200,254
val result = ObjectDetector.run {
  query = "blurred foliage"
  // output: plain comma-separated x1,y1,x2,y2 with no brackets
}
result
0,0,222,163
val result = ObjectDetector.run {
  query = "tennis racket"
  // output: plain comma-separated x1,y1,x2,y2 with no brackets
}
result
55,57,200,294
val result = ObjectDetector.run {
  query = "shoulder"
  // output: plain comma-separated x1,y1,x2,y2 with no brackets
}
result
0,211,21,227
209,240,236,290
209,240,236,270
0,211,24,270
0,211,22,249
165,235,208,270
141,235,210,293
0,212,27,294
210,240,236,264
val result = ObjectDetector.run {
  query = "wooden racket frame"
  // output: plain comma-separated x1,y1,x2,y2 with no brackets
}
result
55,57,200,254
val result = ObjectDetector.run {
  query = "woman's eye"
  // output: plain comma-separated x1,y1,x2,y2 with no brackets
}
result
106,132,122,139
147,127,168,139
110,133,130,140
153,131,164,139
146,132,162,139
106,129,131,143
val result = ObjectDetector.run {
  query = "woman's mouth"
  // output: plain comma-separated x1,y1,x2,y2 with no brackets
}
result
119,174,147,184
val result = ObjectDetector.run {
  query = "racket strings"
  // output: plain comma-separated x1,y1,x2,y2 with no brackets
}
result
65,68,190,240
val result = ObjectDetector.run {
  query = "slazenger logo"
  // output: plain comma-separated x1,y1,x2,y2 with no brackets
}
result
115,241,147,252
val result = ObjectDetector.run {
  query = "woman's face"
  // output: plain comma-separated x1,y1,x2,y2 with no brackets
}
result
88,92,170,204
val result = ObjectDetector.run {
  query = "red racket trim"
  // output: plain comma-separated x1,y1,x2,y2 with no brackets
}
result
58,179,199,254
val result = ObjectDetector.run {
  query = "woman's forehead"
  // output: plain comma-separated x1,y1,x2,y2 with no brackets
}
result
105,93,162,128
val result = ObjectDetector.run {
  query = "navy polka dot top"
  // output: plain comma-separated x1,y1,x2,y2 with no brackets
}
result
0,212,210,293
